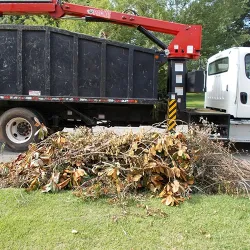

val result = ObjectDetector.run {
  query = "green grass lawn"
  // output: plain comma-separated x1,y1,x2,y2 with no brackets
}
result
186,93,205,108
1,189,250,250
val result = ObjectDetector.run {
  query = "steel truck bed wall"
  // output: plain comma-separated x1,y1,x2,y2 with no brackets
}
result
0,25,159,100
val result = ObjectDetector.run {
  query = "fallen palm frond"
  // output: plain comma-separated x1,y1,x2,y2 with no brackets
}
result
0,124,250,206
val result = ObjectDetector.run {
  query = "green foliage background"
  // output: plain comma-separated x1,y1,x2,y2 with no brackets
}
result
1,0,249,94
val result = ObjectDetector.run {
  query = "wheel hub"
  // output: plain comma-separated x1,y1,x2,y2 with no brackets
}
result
6,117,33,144
17,122,31,136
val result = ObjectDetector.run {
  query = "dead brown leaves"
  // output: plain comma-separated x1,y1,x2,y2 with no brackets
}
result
2,124,250,204
0,128,197,205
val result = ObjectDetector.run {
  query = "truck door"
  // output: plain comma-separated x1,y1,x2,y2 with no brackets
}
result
206,53,235,113
236,50,250,118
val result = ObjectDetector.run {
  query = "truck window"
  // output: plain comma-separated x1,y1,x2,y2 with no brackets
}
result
208,57,229,75
245,54,250,79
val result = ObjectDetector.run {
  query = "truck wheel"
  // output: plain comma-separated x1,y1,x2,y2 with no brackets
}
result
0,108,41,152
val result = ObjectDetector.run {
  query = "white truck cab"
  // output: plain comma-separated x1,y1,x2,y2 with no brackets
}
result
205,47,250,141
205,47,250,118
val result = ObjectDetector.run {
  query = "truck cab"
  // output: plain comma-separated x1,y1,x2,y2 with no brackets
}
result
186,47,250,142
203,47,250,142
205,47,250,119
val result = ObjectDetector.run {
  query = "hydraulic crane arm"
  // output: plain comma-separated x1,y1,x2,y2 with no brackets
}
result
0,0,202,59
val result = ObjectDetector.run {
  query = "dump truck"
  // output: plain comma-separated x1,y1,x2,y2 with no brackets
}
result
0,25,167,151
0,0,202,151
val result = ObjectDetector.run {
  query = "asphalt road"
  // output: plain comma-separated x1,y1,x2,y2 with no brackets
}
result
0,147,18,163
232,143,250,161
1,126,250,163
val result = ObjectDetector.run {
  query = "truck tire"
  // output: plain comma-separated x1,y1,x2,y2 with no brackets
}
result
0,108,41,152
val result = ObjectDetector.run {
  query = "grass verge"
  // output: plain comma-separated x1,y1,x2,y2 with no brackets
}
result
0,189,250,250
186,93,205,108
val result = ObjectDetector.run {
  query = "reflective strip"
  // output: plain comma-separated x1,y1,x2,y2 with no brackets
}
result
168,121,176,131
169,102,177,113
169,111,176,119
167,99,177,131
169,115,177,121
0,95,146,104
169,99,176,106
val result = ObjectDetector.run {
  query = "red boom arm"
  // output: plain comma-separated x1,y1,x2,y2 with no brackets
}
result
0,0,202,59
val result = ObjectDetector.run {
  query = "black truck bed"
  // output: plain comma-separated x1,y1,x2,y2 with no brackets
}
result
0,25,160,102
